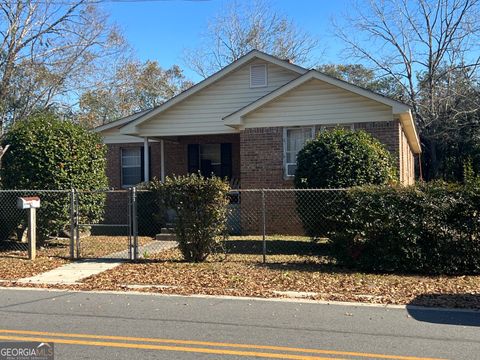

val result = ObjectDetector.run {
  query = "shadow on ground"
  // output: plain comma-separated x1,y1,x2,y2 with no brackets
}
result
407,294,480,326
0,239,69,259
224,239,328,256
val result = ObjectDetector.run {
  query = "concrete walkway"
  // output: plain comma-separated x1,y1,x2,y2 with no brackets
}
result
18,259,124,285
106,240,177,259
18,240,177,285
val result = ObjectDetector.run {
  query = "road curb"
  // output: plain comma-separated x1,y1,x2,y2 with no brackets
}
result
0,285,479,314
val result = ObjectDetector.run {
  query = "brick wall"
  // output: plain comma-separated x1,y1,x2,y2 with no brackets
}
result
240,127,292,189
354,120,401,168
239,120,405,190
238,121,412,235
105,121,415,235
399,129,415,185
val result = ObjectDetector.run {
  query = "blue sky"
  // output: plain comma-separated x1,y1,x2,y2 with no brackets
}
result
101,0,349,82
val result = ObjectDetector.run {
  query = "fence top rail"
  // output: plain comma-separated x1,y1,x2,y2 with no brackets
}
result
0,187,349,193
0,189,71,193
76,189,128,194
230,188,350,192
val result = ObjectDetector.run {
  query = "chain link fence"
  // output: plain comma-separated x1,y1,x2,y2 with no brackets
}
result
0,188,348,263
0,190,71,258
224,189,347,263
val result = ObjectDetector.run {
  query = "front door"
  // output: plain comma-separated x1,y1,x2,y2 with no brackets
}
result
187,143,232,178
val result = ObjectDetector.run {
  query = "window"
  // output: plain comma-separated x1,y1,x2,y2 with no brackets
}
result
188,143,232,178
250,64,267,88
284,127,315,177
121,148,142,187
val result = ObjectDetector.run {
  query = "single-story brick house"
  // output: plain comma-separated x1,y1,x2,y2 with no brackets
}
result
95,50,421,191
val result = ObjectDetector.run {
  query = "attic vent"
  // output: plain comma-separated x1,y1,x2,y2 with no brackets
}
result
250,64,267,88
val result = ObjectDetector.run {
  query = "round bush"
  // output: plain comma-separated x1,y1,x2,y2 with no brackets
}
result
1,112,108,243
294,128,397,239
295,128,397,188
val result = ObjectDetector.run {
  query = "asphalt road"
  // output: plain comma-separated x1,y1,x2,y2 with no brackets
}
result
0,288,478,360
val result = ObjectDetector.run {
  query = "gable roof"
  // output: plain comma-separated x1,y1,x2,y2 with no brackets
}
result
95,50,420,154
223,70,411,125
93,108,154,133
223,70,421,154
118,50,308,134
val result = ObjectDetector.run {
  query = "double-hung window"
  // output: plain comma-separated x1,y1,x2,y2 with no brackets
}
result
121,148,142,187
284,127,315,177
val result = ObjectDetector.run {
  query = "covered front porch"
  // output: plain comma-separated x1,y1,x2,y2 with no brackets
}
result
109,133,241,189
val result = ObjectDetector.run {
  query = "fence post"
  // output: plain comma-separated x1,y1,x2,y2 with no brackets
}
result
75,190,81,259
128,188,132,260
132,186,138,261
69,188,75,260
262,189,266,263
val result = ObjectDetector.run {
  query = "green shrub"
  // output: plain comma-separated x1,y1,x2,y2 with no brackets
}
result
0,112,108,244
295,128,397,189
328,182,480,275
0,192,22,241
294,128,397,239
136,188,168,236
149,174,230,262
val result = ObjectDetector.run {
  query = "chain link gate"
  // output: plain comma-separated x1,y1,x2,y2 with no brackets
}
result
70,188,139,260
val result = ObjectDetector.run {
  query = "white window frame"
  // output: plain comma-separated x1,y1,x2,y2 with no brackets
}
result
121,147,142,188
283,126,315,179
250,64,268,88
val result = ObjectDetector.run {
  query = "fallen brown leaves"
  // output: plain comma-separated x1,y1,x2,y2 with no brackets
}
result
0,244,69,280
80,249,480,309
2,236,479,310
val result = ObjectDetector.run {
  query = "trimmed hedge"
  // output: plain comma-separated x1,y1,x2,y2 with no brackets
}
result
328,182,480,275
148,174,230,262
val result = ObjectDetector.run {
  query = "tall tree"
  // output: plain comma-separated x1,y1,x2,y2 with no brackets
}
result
317,64,405,100
78,60,193,128
184,0,318,78
0,0,126,135
334,0,480,179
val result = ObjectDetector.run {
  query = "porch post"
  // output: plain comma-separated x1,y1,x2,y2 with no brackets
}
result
160,139,165,182
143,137,149,182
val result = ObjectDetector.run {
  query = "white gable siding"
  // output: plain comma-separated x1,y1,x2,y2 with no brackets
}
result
243,79,393,128
102,128,145,144
136,59,298,136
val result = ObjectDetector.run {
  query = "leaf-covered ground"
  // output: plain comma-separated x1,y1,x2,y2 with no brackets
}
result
0,236,154,280
0,238,70,280
2,236,479,309
80,245,480,309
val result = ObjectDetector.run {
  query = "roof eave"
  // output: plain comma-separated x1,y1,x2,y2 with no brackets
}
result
398,110,421,154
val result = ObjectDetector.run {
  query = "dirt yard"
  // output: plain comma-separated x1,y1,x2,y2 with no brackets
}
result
2,235,479,309
0,238,70,280
81,236,480,309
